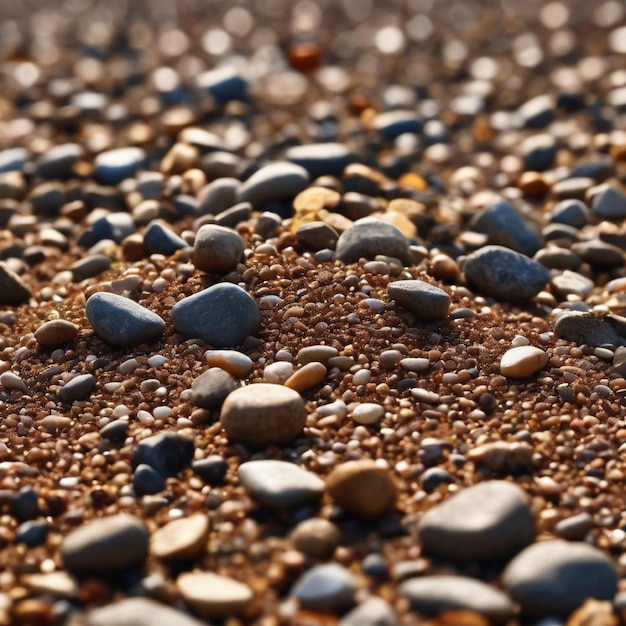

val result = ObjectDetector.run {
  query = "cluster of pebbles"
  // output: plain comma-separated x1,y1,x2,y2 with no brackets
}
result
3,0,626,624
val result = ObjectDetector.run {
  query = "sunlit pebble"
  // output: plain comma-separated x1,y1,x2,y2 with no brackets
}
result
375,26,405,55
443,40,468,68
609,26,626,54
158,29,189,56
514,33,544,68
595,1,624,27
201,29,231,56
540,2,570,29
406,14,433,41
152,67,180,92
292,0,322,33
223,7,254,37
578,57,605,82
137,410,155,426
470,57,498,81
14,62,40,88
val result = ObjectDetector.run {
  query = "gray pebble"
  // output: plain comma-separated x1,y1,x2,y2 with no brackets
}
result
131,432,194,478
285,142,354,178
191,367,239,410
70,255,112,282
192,455,228,485
133,463,166,496
296,221,339,251
554,312,626,347
417,480,535,562
238,460,324,508
420,467,455,493
88,597,205,626
520,133,556,172
571,239,624,267
215,202,252,228
339,597,398,626
143,221,187,256
553,512,594,541
372,110,423,140
196,66,248,102
197,177,240,216
58,374,96,403
398,575,514,623
387,279,450,320
534,247,582,272
336,218,412,264
0,147,29,173
613,346,626,376
81,213,136,247
61,514,149,575
463,245,550,302
179,127,226,153
237,161,309,207
502,540,618,617
549,199,590,228
0,264,31,305
550,270,594,299
193,224,244,273
86,292,165,347
520,93,556,128
94,147,145,185
99,420,129,443
36,143,83,180
292,563,357,613
171,283,260,347
591,185,626,219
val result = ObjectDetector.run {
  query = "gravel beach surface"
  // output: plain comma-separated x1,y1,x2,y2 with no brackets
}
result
2,1,626,624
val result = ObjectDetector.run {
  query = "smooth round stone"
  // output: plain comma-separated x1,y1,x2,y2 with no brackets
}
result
99,419,129,443
36,143,82,179
469,200,542,257
205,349,253,377
0,264,31,305
463,245,550,302
284,362,327,392
417,480,535,563
192,455,228,485
150,513,210,561
131,432,194,478
292,563,357,613
177,572,252,620
535,248,582,272
352,403,384,425
290,518,341,559
285,142,354,178
132,463,165,495
467,441,533,474
263,361,294,383
83,213,136,246
372,110,423,140
58,373,96,403
339,597,398,626
16,519,49,547
197,177,240,216
296,221,340,251
297,345,339,364
591,185,626,219
86,292,165,347
237,161,309,207
193,224,244,273
143,220,187,256
571,239,624,267
549,199,590,228
387,279,451,320
421,467,455,492
520,133,556,171
399,575,514,623
400,357,430,372
500,346,548,378
220,383,307,446
238,460,324,508
554,311,626,347
172,283,260,348
196,66,248,102
70,255,112,282
94,147,145,185
519,93,556,128
0,147,29,173
554,512,594,541
191,367,239,410
502,540,618,617
61,514,149,575
88,597,205,626
34,319,77,347
335,218,412,265
326,459,397,518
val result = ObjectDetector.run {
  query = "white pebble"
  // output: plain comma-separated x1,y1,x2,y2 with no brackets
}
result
500,345,548,378
400,357,430,372
148,355,169,367
153,406,172,419
352,403,385,425
112,404,130,418
137,410,155,425
263,361,294,383
316,399,348,420
0,371,29,393
511,335,530,347
119,358,138,374
352,369,372,385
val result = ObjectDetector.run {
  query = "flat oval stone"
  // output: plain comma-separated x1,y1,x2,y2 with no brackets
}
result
0,264,31,305
70,255,112,282
292,563,357,613
197,177,240,216
132,464,165,495
193,224,245,273
339,597,398,626
58,373,96,403
86,292,165,347
61,514,149,575
191,367,239,410
290,518,341,559
220,383,307,446
237,161,309,207
150,513,210,561
1,371,29,393
463,245,550,302
326,459,397,518
388,279,451,320
352,403,385,425
177,572,253,620
502,540,618,617
36,143,83,179
196,66,248,102
88,597,205,626
417,480,535,562
284,362,327,392
94,147,145,185
297,345,339,364
591,185,626,219
238,460,325,508
171,283,260,348
34,319,78,347
398,575,514,623
554,311,626,347
336,218,412,265
500,346,548,378
285,142,354,178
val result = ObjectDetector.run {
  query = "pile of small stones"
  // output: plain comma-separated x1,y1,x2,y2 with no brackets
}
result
2,0,626,625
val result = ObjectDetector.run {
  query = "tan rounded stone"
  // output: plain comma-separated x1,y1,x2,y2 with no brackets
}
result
34,319,78,347
290,518,341,559
177,572,252,620
205,349,253,377
150,513,210,561
284,362,327,392
500,346,548,378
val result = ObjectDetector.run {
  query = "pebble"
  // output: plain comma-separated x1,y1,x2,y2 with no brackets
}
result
372,110,423,140
520,93,556,128
0,264,31,305
285,142,354,178
417,480,535,562
292,563,357,613
398,575,514,623
284,362,327,392
237,161,309,206
591,185,626,219
86,292,165,347
326,459,397,518
290,518,341,559
177,572,253,620
171,283,260,347
16,519,49,547
220,383,307,446
205,349,253,376
58,373,96,402
500,346,548,378
196,66,248,102
612,346,626,376
70,255,112,282
61,513,149,575
553,512,594,541
469,199,542,256
387,279,451,320
571,239,624,267
191,367,239,410
150,513,210,561
335,218,412,264
131,432,194,478
143,220,187,256
549,199,590,228
297,345,339,364
554,312,626,347
197,177,239,216
0,147,29,173
93,147,145,185
193,224,245,273
238,460,325,508
296,221,339,251
88,597,205,626
339,597,398,626
192,455,228,485
0,371,30,393
467,441,534,473
352,403,385,425
400,357,430,372
34,319,78,347
550,270,594,299
463,245,550,302
132,463,166,495
263,361,294,383
502,540,618,617
36,143,83,179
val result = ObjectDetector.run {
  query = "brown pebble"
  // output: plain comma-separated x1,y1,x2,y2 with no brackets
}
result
34,319,78,348
284,362,327,392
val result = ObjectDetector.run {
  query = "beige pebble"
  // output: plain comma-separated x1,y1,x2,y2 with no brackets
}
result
290,518,341,559
467,441,534,473
177,572,252,620
40,415,72,434
284,362,327,392
205,349,253,377
326,459,397,518
22,572,78,598
150,513,210,561
0,371,29,393
351,403,384,425
34,319,78,347
297,345,339,364
500,346,548,378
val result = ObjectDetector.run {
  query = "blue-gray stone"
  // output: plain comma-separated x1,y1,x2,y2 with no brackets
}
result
192,455,228,485
420,467,455,493
132,464,166,495
549,199,590,228
171,283,260,348
553,311,626,347
519,94,556,128
16,519,49,547
197,66,248,103
36,143,83,179
463,245,550,302
197,177,240,216
285,143,354,178
143,220,187,256
469,200,542,256
0,265,31,305
336,218,412,264
591,185,626,219
59,374,96,403
94,147,145,185
237,161,309,207
131,432,194,478
191,367,239,409
0,147,29,173
372,110,423,140
86,292,165,347
292,563,357,613
70,255,112,282
99,419,129,443
520,133,556,172
387,280,450,320
80,213,136,247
